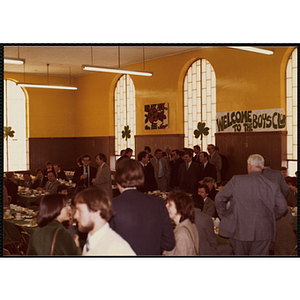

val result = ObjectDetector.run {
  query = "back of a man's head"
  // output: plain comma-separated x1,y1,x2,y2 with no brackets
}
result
115,158,144,188
264,157,272,167
247,154,264,169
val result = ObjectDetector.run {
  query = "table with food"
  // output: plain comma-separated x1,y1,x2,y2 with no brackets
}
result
4,204,38,242
17,187,44,207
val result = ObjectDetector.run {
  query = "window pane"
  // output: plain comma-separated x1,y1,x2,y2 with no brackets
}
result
114,75,136,155
184,59,216,150
4,80,27,172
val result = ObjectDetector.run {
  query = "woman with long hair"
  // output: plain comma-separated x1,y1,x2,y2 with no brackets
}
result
163,190,199,256
27,194,81,255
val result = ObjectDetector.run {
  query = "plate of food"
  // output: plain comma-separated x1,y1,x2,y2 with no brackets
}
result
3,215,13,220
23,221,38,227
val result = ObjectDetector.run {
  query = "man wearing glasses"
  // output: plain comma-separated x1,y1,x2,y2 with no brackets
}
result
72,154,97,188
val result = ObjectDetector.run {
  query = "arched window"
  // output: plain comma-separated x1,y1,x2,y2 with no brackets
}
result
286,48,298,175
4,79,28,172
183,59,216,150
114,74,136,156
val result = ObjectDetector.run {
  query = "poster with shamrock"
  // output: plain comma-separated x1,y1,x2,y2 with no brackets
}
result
144,103,169,130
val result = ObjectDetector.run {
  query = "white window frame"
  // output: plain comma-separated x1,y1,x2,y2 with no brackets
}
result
4,79,28,172
184,59,216,151
285,48,298,175
114,74,136,156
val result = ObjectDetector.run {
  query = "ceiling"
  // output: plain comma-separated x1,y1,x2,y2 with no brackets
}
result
4,45,206,78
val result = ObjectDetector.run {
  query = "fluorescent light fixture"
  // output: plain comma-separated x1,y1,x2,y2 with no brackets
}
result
227,46,274,55
17,82,77,90
4,57,25,65
82,65,153,77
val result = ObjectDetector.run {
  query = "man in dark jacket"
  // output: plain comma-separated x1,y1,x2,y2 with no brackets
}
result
169,149,184,190
199,151,217,182
5,172,19,204
110,159,175,255
178,149,200,195
137,151,158,193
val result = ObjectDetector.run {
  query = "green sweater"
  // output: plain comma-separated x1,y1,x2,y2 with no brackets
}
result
27,220,81,256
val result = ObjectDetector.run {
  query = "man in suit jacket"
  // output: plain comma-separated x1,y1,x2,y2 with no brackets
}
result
53,164,67,180
137,151,158,193
262,157,290,199
203,177,218,201
207,144,222,184
199,151,217,182
178,149,200,195
22,172,33,189
215,154,287,255
72,154,97,187
5,172,19,204
271,216,297,255
193,145,201,164
43,171,60,194
215,146,229,181
150,148,170,192
286,177,297,207
92,153,113,199
116,148,133,168
193,194,233,255
198,184,217,217
31,168,48,189
169,149,185,190
110,159,175,255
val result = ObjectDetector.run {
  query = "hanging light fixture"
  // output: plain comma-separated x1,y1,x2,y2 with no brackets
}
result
82,46,153,77
227,46,274,55
4,58,25,65
4,46,25,64
17,63,77,90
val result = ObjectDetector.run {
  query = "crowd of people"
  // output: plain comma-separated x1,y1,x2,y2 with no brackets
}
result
3,144,298,256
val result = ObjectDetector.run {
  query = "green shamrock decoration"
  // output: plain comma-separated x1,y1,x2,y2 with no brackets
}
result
4,126,15,140
194,122,209,140
122,125,131,141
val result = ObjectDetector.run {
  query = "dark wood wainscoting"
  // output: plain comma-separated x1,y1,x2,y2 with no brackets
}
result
215,131,287,179
135,134,184,155
29,136,115,172
74,136,115,167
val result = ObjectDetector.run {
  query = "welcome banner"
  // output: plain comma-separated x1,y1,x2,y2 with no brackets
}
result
216,108,286,133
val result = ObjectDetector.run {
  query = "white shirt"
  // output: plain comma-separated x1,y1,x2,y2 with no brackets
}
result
83,223,136,256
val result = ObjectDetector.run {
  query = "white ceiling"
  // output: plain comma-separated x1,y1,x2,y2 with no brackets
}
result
4,45,205,78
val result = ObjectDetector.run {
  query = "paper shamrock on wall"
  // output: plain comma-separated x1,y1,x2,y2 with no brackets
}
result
4,126,15,140
122,125,131,141
194,122,209,140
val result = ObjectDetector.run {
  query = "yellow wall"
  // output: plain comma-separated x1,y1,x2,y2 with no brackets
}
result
4,46,294,138
73,72,118,137
4,72,76,138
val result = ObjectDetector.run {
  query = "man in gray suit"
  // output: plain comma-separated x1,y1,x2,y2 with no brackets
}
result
193,194,233,255
92,153,113,199
215,154,287,255
207,144,222,185
42,171,60,194
262,157,290,199
150,148,170,192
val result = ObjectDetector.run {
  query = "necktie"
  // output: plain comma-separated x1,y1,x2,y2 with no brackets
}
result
84,166,88,187
87,166,90,186
85,239,90,252
186,163,189,171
